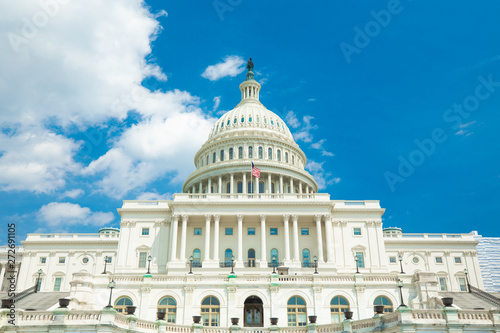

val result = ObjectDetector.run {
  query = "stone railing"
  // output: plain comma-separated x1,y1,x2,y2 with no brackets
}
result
3,307,500,332
173,193,330,201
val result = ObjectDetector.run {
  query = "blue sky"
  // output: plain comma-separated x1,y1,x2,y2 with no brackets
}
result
1,0,499,244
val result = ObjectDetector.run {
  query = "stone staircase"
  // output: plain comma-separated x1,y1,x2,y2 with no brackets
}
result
438,291,500,310
15,292,70,311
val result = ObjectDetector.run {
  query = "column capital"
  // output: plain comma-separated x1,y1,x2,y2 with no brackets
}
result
283,214,290,222
314,214,322,222
292,214,298,222
213,214,220,222
181,214,188,222
260,214,266,222
205,214,212,222
237,214,244,222
172,214,179,223
322,214,332,222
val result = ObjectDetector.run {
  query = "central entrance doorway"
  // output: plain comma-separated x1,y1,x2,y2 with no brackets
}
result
244,296,263,327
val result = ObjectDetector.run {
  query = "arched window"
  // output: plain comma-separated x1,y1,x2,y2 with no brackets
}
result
229,148,234,160
193,249,201,267
373,296,393,313
285,152,289,163
258,147,263,159
302,249,310,267
158,296,177,323
201,296,220,327
249,116,252,122
287,296,307,326
248,146,253,158
114,297,133,313
270,248,278,262
239,146,243,159
220,150,225,162
256,116,260,123
277,150,281,161
248,181,254,194
241,117,244,123
234,118,237,124
237,181,243,193
248,249,256,267
213,152,216,163
225,249,233,267
226,183,231,193
259,181,264,194
331,296,349,323
268,148,272,160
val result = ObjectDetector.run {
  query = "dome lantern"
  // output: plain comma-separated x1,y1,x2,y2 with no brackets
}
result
239,57,261,102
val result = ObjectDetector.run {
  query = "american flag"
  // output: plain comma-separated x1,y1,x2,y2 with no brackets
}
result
251,162,261,178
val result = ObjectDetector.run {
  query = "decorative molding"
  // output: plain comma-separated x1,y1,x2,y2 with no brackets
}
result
182,214,189,222
314,214,322,223
313,286,323,293
283,214,290,222
444,251,451,256
365,221,374,226
227,286,237,293
270,285,280,293
205,214,212,222
292,214,298,222
355,286,365,293
184,286,195,293
260,214,266,222
237,214,244,222
141,286,151,293
213,214,220,222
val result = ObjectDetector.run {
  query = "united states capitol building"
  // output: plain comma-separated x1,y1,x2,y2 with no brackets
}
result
2,62,500,332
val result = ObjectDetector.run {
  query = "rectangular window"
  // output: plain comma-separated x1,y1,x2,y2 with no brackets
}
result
389,256,396,263
356,252,364,268
435,257,443,264
270,228,278,235
248,228,255,235
454,257,462,264
301,228,309,235
142,228,150,236
194,228,202,235
439,277,447,291
225,228,233,235
40,257,46,264
353,228,362,236
54,278,62,291
459,277,467,291
58,257,65,264
139,252,147,268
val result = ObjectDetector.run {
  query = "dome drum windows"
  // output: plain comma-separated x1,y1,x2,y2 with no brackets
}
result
258,147,263,159
238,146,243,159
229,148,234,160
277,150,281,162
248,146,253,158
268,148,273,160
220,150,225,162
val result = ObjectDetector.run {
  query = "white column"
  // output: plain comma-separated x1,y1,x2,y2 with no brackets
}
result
208,178,212,194
0,264,5,291
170,215,179,261
324,215,335,264
191,186,195,193
290,178,294,193
260,214,267,267
199,182,202,193
204,215,211,261
218,176,222,194
255,176,259,194
280,175,283,194
299,182,303,194
180,214,188,261
237,214,244,266
243,173,247,194
315,215,324,262
213,215,220,262
268,173,272,194
283,215,291,262
230,173,234,194
292,214,300,262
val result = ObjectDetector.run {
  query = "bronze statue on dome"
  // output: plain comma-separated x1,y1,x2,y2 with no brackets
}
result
247,58,254,72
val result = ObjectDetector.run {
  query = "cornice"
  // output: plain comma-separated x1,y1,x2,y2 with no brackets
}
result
384,239,478,245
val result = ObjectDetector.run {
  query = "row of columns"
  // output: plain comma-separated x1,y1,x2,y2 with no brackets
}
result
190,172,314,195
169,214,335,266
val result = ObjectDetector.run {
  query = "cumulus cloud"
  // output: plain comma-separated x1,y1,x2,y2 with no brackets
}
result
285,111,300,129
213,96,221,111
37,202,114,228
136,191,172,200
0,125,81,193
60,189,85,199
293,116,316,143
310,139,334,157
306,160,340,190
201,55,245,81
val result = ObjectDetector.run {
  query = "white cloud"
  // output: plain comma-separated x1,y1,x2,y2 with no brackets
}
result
213,96,221,111
310,139,334,157
285,111,300,129
37,202,114,228
306,160,340,190
201,55,245,81
136,191,172,200
308,98,316,102
60,189,85,199
0,125,81,193
455,121,476,136
293,116,316,143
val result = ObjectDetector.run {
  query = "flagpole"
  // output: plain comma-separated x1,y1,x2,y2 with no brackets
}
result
251,161,253,196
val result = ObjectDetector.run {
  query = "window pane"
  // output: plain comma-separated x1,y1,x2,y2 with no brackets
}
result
139,252,147,268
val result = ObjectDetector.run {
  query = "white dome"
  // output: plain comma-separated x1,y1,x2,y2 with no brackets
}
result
208,101,294,144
